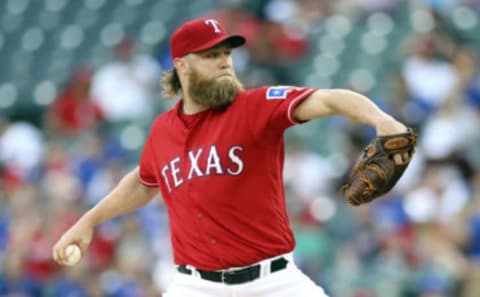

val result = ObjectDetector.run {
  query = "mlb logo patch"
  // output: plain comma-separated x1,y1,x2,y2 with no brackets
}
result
266,86,293,100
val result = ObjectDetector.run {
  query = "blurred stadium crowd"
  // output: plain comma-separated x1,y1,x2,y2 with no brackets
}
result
1,0,480,296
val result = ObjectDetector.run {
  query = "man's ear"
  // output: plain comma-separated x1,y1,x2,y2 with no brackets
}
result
174,58,189,76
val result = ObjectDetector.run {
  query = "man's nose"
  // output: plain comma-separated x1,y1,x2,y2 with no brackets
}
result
218,54,230,68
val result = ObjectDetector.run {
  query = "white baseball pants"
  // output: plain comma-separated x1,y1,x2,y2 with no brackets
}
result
163,253,329,297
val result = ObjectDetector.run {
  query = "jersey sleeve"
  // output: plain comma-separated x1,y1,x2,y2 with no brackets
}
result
138,130,159,188
246,86,316,134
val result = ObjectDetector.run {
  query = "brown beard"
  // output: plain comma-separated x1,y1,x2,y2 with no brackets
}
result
187,66,244,110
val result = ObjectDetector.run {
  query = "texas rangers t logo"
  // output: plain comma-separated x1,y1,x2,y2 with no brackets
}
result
205,19,221,34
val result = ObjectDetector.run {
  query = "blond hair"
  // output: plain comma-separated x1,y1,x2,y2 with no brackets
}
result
161,68,182,98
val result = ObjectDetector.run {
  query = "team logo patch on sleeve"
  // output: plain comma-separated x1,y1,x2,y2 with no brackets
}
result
266,86,293,100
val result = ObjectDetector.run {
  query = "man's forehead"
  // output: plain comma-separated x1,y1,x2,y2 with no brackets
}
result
180,42,232,62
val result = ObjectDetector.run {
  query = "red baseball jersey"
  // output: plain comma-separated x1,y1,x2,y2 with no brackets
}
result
139,86,316,270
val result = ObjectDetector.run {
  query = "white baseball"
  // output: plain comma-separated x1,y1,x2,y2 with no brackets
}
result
64,244,82,266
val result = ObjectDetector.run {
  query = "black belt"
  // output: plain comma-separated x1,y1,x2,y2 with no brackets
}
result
177,257,289,285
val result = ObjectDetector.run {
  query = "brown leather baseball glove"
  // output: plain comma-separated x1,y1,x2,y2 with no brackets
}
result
341,128,416,206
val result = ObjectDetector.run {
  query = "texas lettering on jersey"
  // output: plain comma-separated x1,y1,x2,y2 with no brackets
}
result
160,144,245,192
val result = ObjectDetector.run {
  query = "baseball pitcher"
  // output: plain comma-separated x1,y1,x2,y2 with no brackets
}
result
52,18,415,297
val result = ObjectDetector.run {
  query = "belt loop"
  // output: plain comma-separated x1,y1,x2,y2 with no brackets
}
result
285,252,294,263
262,259,270,277
187,265,198,277
177,265,192,275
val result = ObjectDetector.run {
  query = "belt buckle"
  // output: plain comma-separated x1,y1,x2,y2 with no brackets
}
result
221,270,234,284
221,271,226,283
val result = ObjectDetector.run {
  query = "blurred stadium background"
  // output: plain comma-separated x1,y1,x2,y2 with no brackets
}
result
1,0,480,296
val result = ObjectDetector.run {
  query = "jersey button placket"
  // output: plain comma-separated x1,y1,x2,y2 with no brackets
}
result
183,122,220,260
184,129,212,253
